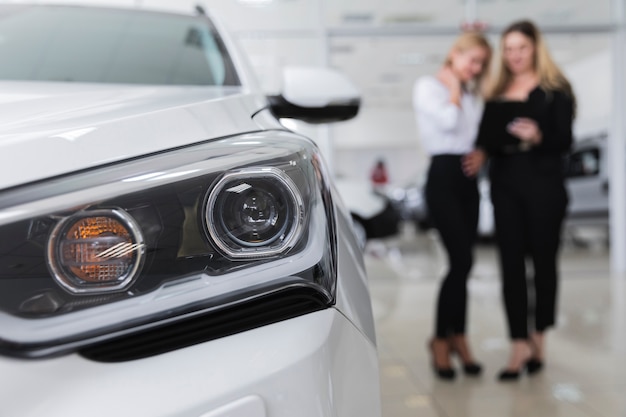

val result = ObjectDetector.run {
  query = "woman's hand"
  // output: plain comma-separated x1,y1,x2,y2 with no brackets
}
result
507,118,543,145
462,149,486,178
437,66,462,106
437,66,461,91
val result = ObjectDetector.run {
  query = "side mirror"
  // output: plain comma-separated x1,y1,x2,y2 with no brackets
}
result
268,66,360,124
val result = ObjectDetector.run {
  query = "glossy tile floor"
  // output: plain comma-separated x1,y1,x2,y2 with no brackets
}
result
366,223,626,417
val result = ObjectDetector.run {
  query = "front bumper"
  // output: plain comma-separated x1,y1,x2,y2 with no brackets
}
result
0,308,380,417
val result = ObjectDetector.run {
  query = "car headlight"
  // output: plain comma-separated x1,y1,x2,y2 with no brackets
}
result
46,209,146,294
205,167,304,258
0,131,337,361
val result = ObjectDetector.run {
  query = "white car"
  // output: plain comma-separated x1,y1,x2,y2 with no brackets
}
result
0,4,381,417
565,133,609,227
563,132,610,244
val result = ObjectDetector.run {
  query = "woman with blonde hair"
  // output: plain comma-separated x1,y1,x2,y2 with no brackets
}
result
474,20,575,381
413,31,491,380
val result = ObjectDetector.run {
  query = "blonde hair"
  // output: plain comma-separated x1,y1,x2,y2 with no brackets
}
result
489,20,576,112
445,31,492,96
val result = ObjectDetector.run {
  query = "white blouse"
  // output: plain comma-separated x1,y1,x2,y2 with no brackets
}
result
413,75,483,156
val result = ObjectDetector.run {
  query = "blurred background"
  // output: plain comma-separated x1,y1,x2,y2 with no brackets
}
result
181,0,614,186
1,1,624,415
1,0,616,185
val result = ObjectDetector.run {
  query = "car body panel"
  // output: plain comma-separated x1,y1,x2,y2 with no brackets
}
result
0,309,380,417
0,81,268,189
333,193,377,342
565,134,609,226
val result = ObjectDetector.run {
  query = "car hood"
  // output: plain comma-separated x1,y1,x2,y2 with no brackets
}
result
0,81,268,189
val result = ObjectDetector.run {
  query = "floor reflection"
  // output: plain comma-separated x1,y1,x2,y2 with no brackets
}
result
367,223,626,417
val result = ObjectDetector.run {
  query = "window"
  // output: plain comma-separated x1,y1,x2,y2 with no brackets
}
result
566,148,601,178
0,6,240,86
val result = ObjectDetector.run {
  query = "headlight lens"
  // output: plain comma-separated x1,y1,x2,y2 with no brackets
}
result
206,167,304,258
0,132,337,359
47,209,145,294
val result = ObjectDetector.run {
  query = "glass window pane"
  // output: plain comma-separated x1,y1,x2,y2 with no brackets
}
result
566,148,601,177
0,6,239,86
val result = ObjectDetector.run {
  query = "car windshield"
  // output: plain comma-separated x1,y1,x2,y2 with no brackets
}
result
0,5,240,86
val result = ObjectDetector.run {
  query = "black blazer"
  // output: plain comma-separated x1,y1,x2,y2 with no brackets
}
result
476,87,575,178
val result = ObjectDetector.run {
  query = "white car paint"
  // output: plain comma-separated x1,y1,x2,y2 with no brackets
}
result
281,66,360,108
0,310,378,417
0,82,265,189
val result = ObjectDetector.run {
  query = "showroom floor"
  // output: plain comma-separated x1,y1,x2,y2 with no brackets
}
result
366,223,626,417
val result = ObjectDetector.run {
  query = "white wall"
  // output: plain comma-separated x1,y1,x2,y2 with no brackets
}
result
331,107,424,184
565,50,612,137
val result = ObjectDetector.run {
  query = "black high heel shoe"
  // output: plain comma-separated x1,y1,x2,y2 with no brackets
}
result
498,368,524,381
433,365,456,380
449,349,483,376
527,332,546,375
499,356,537,381
498,342,533,382
448,338,483,376
428,340,456,381
462,362,483,376
525,358,544,375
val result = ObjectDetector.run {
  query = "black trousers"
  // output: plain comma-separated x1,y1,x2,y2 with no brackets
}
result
426,155,479,339
490,154,568,340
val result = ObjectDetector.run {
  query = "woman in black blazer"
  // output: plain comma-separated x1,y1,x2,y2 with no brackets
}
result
474,20,576,381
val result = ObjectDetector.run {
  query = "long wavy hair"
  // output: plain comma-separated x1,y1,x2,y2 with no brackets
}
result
445,31,492,96
489,20,576,112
